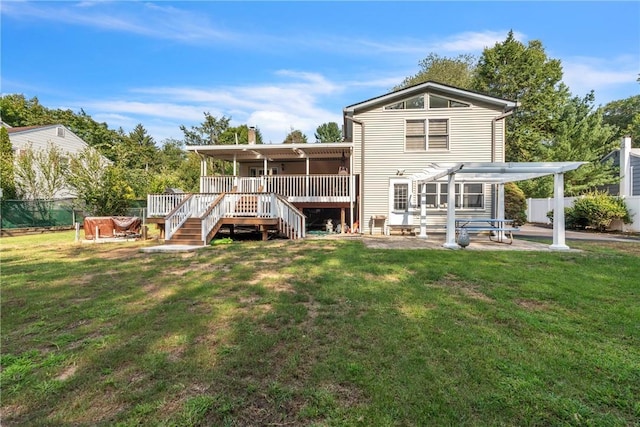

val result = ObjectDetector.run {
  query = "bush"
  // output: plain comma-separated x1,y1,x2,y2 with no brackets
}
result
505,182,527,225
547,192,632,231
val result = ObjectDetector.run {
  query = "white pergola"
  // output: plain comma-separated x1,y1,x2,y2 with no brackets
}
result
410,162,587,250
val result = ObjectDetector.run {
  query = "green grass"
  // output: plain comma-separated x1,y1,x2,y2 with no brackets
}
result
1,231,639,426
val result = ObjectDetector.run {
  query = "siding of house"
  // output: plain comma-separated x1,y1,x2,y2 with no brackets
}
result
351,94,509,232
9,125,90,157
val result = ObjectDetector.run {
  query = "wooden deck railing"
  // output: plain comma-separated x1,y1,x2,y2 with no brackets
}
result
199,175,353,202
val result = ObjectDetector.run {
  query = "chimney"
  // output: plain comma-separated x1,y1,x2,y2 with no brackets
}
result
248,126,256,145
620,135,632,196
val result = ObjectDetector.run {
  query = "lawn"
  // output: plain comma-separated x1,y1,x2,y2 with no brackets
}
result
1,232,639,426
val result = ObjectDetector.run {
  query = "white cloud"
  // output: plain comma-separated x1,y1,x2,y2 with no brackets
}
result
562,55,639,104
1,1,234,43
80,70,344,144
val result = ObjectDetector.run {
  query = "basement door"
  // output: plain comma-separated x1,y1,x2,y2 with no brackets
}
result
388,178,414,228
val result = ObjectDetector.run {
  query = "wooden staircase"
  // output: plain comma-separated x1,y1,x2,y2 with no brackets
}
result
166,218,204,245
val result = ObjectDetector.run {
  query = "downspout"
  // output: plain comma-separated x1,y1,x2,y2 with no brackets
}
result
344,116,364,231
491,110,514,218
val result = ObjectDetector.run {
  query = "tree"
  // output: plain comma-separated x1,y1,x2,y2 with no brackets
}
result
218,124,263,145
472,31,570,162
519,92,618,198
114,124,159,171
314,122,342,143
13,142,67,200
0,127,16,199
395,53,476,90
181,113,231,145
67,147,134,215
283,128,308,144
600,95,640,146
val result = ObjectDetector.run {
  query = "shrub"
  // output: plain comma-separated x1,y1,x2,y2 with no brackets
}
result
548,192,632,231
505,182,527,225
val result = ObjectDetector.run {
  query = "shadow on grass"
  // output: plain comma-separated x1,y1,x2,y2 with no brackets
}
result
1,237,638,425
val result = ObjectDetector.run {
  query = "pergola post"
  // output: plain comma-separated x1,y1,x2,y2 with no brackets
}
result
496,183,505,242
418,183,428,239
443,173,459,249
550,172,570,251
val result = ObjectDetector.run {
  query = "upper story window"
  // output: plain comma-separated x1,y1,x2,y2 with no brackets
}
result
56,127,65,137
385,95,424,110
405,119,449,151
428,119,449,150
429,95,470,109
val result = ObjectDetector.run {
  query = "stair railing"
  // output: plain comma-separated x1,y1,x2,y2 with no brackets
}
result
164,194,194,241
274,195,306,239
200,193,226,244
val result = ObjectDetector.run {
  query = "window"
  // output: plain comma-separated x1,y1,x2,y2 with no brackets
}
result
405,120,426,151
462,183,483,208
417,182,484,209
56,127,65,137
428,119,448,150
393,183,409,211
385,95,424,110
429,94,469,108
249,167,279,177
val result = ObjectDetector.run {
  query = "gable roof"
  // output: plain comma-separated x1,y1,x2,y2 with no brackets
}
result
5,124,67,135
343,81,518,114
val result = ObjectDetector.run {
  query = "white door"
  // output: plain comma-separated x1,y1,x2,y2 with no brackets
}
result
388,178,414,227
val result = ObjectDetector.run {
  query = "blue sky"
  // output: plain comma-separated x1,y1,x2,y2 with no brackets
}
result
2,1,639,145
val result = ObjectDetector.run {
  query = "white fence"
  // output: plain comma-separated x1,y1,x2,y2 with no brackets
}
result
527,196,640,232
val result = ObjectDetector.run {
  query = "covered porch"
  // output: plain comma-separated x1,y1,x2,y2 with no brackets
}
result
185,141,358,230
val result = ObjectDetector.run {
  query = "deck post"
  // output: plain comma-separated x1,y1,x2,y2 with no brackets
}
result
341,208,346,234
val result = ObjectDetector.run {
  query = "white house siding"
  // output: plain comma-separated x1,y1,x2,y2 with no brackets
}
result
9,125,90,157
351,97,509,233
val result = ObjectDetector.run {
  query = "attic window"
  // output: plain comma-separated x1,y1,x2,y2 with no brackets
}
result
56,127,65,137
429,95,470,109
385,95,424,110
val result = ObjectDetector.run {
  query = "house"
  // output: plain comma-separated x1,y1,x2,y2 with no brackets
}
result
148,81,548,245
3,123,104,199
601,136,639,196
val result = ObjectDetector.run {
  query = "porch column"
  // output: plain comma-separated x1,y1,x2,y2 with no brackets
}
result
496,183,505,242
200,157,207,193
550,172,570,251
233,154,237,176
263,158,268,191
305,158,310,198
418,182,428,239
443,173,459,249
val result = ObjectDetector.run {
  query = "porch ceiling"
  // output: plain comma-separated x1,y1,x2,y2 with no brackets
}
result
411,162,587,184
186,142,354,161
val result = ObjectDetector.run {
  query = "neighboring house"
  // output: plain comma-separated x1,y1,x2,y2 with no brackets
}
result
147,81,524,245
600,136,639,196
3,124,103,199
